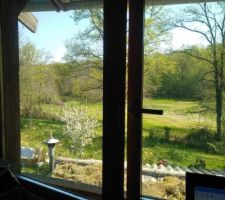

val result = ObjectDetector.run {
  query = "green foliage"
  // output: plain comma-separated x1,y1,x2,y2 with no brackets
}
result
22,163,51,176
183,128,215,150
21,99,225,170
164,127,171,141
59,106,100,158
142,148,157,164
148,128,155,139
144,48,210,100
189,158,206,169
19,42,60,118
163,177,185,200
36,163,51,175
144,6,172,54
52,163,102,186
144,53,176,97
205,142,219,154
167,150,189,162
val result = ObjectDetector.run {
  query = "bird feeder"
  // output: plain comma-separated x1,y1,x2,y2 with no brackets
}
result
44,134,59,172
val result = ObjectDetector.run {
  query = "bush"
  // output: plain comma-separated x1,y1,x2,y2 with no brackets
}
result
37,163,51,175
147,128,160,146
52,163,102,186
167,150,189,162
59,106,100,158
163,176,185,200
164,127,171,141
142,148,157,164
183,128,215,151
205,142,219,154
148,128,155,139
189,157,206,169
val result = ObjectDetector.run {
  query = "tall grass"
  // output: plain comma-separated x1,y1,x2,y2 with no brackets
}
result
21,98,224,169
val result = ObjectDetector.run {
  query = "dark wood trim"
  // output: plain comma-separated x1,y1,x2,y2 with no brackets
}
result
18,175,86,200
24,1,102,12
23,0,216,12
22,173,101,199
0,2,4,159
0,0,28,173
127,0,145,199
49,0,67,12
16,0,29,15
103,0,127,199
141,108,163,115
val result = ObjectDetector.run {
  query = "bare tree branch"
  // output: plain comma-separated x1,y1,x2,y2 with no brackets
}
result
172,49,213,64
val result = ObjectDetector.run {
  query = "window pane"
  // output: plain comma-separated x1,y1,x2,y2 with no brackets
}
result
142,2,224,199
19,6,103,198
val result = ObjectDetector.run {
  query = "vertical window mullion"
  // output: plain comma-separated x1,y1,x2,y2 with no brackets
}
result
127,0,145,199
103,0,127,199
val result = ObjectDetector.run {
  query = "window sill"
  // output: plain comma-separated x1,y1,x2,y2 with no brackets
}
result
18,175,89,200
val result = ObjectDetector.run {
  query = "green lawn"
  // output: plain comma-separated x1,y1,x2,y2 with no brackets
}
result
21,98,225,170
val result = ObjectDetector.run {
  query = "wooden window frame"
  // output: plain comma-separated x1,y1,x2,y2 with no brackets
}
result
0,0,128,199
1,1,216,199
127,0,145,199
0,0,28,173
103,0,127,199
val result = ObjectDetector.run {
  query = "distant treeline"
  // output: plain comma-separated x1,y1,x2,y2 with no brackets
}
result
19,43,216,112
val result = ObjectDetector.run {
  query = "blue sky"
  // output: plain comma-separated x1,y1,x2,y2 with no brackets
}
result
19,6,207,62
19,10,87,62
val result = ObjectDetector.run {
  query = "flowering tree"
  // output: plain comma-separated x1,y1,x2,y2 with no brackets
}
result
59,106,100,158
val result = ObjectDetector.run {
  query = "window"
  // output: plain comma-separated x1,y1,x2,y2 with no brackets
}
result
18,0,127,199
1,0,224,199
126,0,224,199
19,2,103,198
141,1,225,199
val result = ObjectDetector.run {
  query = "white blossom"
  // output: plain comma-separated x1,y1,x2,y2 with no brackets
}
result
59,106,100,157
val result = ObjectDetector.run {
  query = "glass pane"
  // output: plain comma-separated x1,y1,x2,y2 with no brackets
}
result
142,2,224,199
19,5,103,198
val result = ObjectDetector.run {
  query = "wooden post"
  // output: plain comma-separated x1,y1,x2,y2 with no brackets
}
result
127,0,145,199
103,0,127,199
0,0,28,174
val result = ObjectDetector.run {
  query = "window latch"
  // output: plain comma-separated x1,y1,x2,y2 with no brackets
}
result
128,107,163,115
141,108,163,115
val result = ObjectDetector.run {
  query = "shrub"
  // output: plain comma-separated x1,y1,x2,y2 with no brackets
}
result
189,157,206,169
184,128,215,150
52,163,102,186
59,106,100,158
147,128,160,146
37,163,51,175
148,128,155,139
164,127,171,141
163,176,185,200
205,142,219,154
142,149,157,164
167,150,189,162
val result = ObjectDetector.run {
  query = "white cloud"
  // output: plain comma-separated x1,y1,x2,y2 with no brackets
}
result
53,47,66,62
170,28,207,50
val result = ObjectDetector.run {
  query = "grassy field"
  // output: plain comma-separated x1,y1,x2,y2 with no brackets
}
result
21,98,225,170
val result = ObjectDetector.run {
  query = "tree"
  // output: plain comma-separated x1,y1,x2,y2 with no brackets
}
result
173,2,225,140
143,52,176,97
64,10,103,101
19,41,59,117
144,6,172,55
59,106,100,158
64,7,171,101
